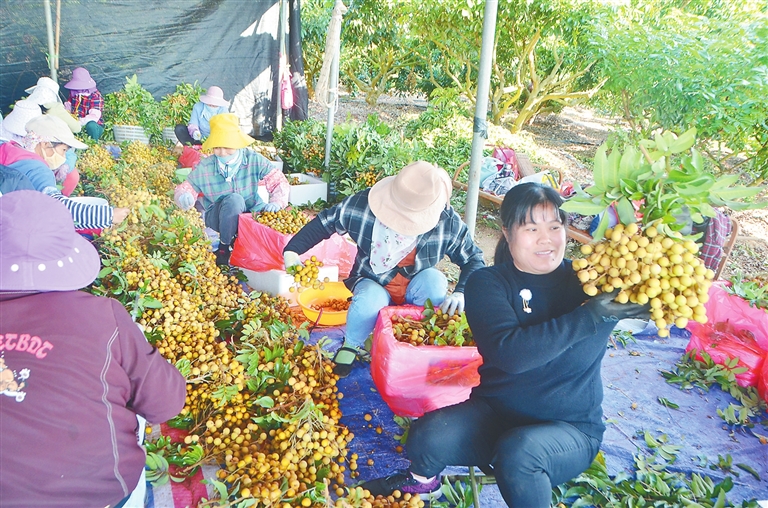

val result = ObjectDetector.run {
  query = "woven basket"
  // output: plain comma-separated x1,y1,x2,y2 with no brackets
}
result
113,125,150,144
162,127,179,144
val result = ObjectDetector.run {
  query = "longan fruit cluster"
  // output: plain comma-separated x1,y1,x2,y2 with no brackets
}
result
391,309,474,347
288,256,329,293
357,170,378,187
574,222,714,337
256,209,310,234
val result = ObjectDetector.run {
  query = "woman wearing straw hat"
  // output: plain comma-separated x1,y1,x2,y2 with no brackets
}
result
0,115,129,229
174,85,231,146
174,112,289,265
63,67,104,140
283,161,486,377
0,190,186,508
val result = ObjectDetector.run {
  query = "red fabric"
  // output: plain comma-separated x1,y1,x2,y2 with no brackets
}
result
0,140,45,166
384,249,417,305
699,211,732,272
0,291,186,507
178,146,202,169
160,423,210,507
370,305,483,417
61,168,80,196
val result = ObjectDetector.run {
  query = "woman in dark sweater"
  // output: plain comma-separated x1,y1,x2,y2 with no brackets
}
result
363,183,649,506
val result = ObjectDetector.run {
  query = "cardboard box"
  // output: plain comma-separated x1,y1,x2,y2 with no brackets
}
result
240,265,339,306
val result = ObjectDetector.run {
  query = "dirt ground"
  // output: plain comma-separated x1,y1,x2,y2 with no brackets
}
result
309,96,768,281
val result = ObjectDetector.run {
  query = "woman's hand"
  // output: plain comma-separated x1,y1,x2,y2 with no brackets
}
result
585,291,651,323
111,207,130,225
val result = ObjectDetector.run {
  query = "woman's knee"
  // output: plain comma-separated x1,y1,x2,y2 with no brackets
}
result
406,268,448,306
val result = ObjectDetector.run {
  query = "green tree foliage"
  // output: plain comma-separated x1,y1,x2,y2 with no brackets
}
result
592,6,768,182
407,0,606,128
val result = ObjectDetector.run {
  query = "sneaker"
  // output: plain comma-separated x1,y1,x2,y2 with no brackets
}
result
215,245,231,266
361,470,442,500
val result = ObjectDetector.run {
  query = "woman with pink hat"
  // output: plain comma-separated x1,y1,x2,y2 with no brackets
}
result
283,161,486,377
0,115,129,229
174,85,230,146
0,190,186,508
63,67,104,140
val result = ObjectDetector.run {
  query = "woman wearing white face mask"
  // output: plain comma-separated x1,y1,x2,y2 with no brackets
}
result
174,86,230,146
0,115,129,229
174,113,289,265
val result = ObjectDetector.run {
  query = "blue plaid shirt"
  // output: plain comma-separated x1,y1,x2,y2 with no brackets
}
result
285,189,485,292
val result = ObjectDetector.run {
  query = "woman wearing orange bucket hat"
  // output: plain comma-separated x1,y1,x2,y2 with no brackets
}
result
283,161,485,377
0,191,186,508
174,113,289,265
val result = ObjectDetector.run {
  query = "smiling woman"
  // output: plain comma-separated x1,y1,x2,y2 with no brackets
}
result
362,182,651,506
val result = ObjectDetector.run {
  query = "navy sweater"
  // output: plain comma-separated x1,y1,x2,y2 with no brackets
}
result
464,260,615,440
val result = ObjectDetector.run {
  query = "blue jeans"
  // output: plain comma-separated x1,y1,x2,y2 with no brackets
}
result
407,397,601,508
205,194,246,246
344,268,448,349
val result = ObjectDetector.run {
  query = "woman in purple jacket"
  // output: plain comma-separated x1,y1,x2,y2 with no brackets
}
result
0,191,186,508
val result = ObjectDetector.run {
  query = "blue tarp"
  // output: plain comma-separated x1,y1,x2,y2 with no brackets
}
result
309,323,768,505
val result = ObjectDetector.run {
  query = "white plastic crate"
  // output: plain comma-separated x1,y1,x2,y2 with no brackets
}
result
113,125,150,144
161,127,178,144
288,173,327,205
240,265,339,306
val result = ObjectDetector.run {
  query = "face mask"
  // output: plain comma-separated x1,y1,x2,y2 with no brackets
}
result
204,104,218,115
215,150,239,165
43,150,67,169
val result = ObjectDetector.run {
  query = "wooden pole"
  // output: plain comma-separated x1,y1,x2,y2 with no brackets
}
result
55,0,61,71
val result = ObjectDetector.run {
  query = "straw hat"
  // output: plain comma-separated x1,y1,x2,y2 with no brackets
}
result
202,113,255,150
25,77,61,105
198,86,230,108
368,161,453,236
0,190,101,291
2,100,43,137
25,115,87,149
64,67,96,90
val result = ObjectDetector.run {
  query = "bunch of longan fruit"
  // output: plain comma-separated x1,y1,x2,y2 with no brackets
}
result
310,298,351,312
573,222,714,337
391,309,474,347
257,209,311,234
288,256,329,293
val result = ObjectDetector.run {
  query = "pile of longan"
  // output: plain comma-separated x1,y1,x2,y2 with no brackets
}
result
574,222,714,337
257,209,310,234
311,298,351,312
391,308,474,347
288,256,329,293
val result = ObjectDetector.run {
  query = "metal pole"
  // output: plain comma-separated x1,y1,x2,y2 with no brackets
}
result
43,0,57,81
464,0,498,237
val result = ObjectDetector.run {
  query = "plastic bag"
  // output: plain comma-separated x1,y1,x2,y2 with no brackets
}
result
685,282,768,387
229,213,357,277
491,146,520,181
370,305,483,417
759,351,768,404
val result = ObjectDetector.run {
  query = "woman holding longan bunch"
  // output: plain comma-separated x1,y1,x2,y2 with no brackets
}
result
363,183,650,506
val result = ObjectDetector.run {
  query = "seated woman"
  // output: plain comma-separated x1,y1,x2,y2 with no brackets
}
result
174,86,230,146
362,183,649,506
41,101,83,196
25,76,62,106
0,99,42,143
63,67,104,140
174,113,289,265
0,115,128,229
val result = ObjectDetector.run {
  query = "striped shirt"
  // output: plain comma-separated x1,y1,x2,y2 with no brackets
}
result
285,189,486,292
187,149,288,212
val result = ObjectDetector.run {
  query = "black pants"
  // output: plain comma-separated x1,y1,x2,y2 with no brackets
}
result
407,397,600,507
175,124,202,146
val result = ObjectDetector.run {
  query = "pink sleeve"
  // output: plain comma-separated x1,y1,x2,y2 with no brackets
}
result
263,167,290,207
174,181,198,208
61,169,80,196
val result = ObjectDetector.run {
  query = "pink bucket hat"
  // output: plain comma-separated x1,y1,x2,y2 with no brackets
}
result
64,67,97,90
198,86,230,108
2,100,43,137
0,190,101,291
368,161,453,236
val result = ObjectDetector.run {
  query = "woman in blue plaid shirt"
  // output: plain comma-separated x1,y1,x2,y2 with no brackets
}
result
284,161,485,377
